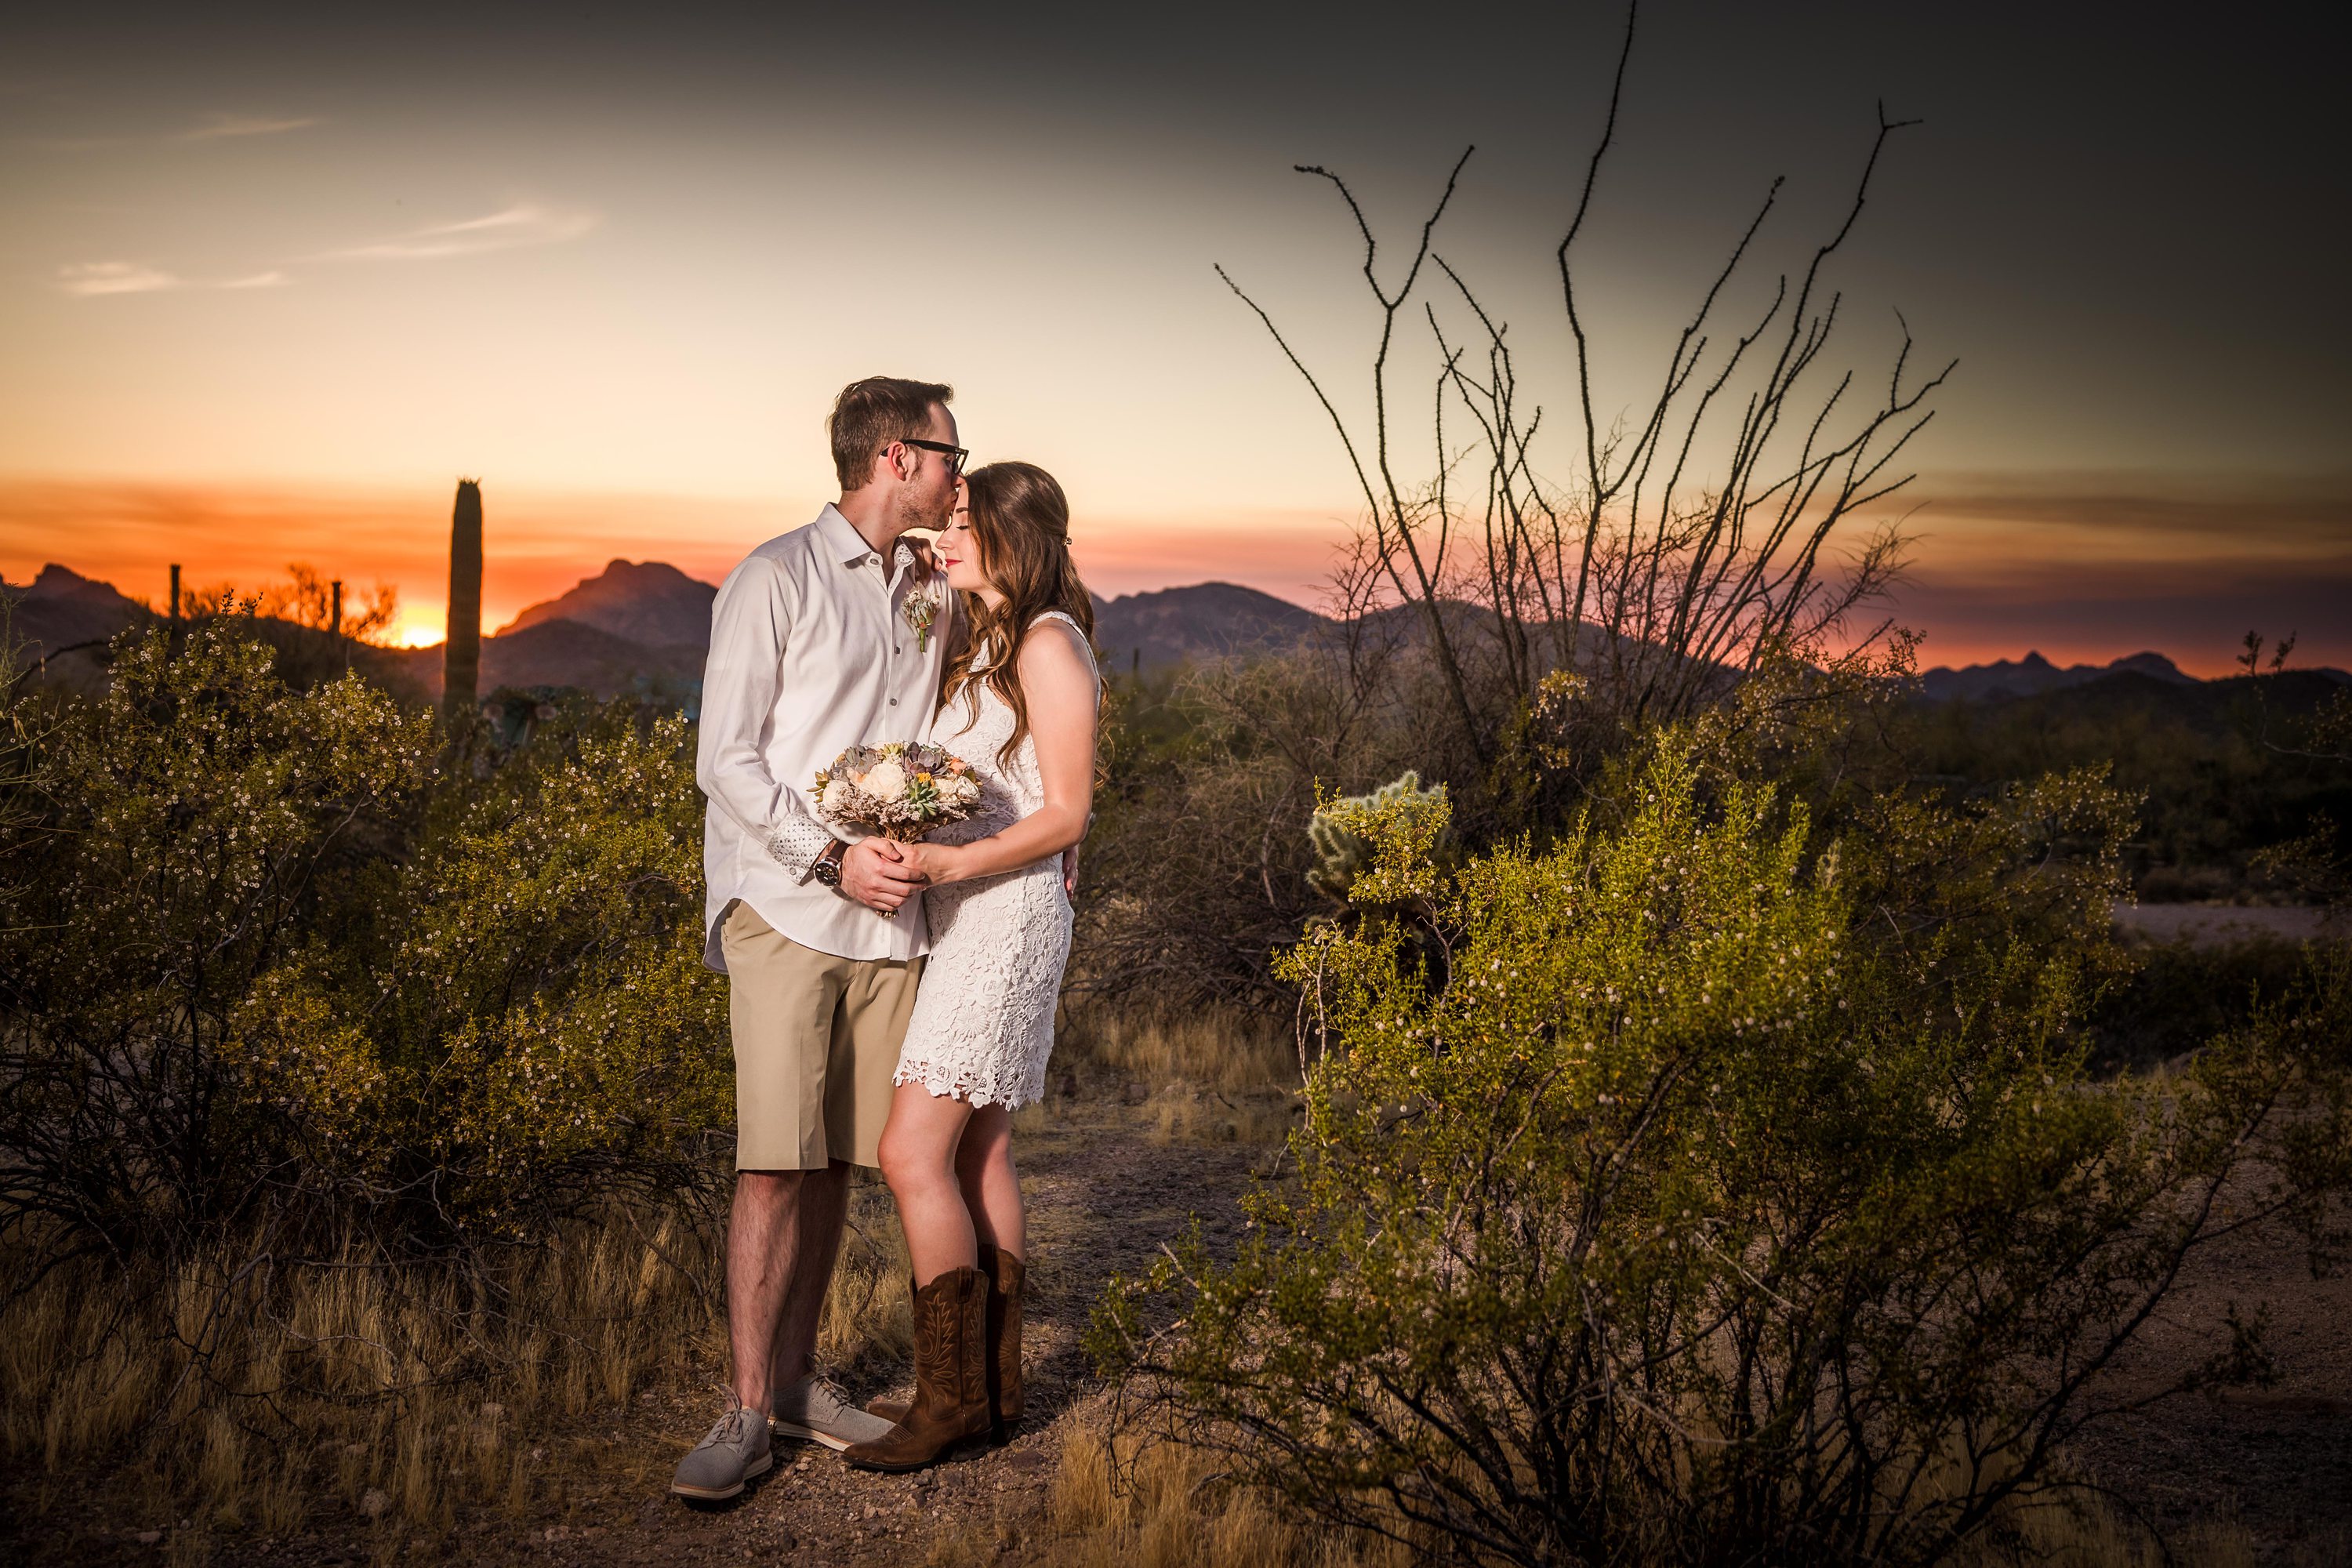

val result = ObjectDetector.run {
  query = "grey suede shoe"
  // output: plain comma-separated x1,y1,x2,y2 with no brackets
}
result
671,1403,771,1501
770,1374,894,1451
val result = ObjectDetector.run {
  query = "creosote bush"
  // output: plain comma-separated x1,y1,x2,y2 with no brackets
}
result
1308,771,1449,904
1096,731,2352,1567
0,618,751,1537
1,622,732,1266
229,702,731,1236
0,622,434,1260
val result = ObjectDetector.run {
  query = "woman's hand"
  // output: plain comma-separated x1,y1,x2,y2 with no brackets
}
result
903,840,970,886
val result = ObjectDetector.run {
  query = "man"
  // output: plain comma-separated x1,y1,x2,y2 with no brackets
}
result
673,376,965,1501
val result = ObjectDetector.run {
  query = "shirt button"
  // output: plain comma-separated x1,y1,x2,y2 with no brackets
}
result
868,554,880,565
889,698,898,706
894,645,902,655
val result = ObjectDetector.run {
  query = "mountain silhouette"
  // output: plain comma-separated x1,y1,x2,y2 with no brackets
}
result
491,571,1332,682
0,564,151,659
396,619,705,702
1918,650,2200,702
13,559,2347,704
501,559,717,649
1091,582,1327,673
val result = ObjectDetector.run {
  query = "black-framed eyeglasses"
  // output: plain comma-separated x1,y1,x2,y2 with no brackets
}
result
894,437,969,477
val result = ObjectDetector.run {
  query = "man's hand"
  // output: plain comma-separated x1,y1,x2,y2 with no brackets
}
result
1062,840,1082,901
841,838,927,915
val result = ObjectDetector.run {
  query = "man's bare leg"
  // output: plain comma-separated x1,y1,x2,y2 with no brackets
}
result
728,1165,844,1416
767,1160,850,1396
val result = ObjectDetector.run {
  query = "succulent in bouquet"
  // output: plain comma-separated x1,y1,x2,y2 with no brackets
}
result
812,740,983,843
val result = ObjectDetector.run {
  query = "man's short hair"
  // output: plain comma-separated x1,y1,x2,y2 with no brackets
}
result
829,377,954,491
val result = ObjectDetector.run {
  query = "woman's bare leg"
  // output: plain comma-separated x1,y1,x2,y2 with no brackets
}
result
877,1082,979,1285
953,1105,1025,1261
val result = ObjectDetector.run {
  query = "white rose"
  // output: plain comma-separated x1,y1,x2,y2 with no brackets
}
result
863,760,908,799
821,778,851,814
951,775,982,803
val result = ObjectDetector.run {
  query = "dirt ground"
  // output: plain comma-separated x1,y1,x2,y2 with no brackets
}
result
13,1089,2351,1566
2111,902,2345,946
6,1098,1272,1567
2063,1203,2352,1562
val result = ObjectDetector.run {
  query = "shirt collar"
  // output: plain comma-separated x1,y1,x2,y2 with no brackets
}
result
816,503,925,576
816,504,875,566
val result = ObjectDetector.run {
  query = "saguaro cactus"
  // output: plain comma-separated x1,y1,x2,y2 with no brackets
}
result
442,479,483,724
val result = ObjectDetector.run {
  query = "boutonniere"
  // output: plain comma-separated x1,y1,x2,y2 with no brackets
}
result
901,575,944,653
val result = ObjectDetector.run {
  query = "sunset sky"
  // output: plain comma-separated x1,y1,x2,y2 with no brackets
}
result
3,4,2344,672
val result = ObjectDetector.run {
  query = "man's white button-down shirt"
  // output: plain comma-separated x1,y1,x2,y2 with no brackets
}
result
696,505,954,970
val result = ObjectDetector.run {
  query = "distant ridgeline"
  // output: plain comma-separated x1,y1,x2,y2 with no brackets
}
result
0,563,152,660
7,560,2347,710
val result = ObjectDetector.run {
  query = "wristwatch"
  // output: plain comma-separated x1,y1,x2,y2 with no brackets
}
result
811,840,846,889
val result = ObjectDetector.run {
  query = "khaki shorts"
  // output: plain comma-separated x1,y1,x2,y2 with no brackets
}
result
720,901,924,1171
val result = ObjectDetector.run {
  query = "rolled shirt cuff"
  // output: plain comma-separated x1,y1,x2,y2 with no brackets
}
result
764,816,839,884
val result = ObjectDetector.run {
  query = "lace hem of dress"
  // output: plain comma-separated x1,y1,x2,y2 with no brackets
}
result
892,1055,1038,1111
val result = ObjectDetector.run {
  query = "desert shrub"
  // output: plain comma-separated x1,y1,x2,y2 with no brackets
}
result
1892,666,2352,902
1308,771,1450,904
0,620,754,1538
2087,934,2318,1072
0,622,434,1265
1096,733,2352,1567
0,623,731,1270
1080,643,1424,1007
228,699,731,1237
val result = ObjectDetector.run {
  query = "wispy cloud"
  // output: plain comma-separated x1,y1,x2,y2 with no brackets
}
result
56,197,592,299
179,112,320,142
1916,485,2352,541
311,203,598,263
28,111,320,152
56,261,183,296
57,262,289,297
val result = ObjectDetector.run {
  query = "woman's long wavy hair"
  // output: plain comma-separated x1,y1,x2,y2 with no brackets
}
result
940,461,1097,767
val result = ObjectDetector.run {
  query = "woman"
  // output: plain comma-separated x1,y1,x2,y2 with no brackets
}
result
841,461,1098,1472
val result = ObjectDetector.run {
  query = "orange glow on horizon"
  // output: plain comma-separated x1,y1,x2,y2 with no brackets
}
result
4,476,2344,679
390,613,445,649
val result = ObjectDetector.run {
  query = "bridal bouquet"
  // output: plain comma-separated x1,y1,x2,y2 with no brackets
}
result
812,741,982,842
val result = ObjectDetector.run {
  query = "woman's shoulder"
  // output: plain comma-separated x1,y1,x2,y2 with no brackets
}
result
1018,610,1098,680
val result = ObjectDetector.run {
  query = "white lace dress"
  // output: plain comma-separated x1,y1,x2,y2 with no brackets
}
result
895,612,1096,1109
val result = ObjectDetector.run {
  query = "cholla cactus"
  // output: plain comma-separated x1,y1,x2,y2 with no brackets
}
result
1308,771,1449,903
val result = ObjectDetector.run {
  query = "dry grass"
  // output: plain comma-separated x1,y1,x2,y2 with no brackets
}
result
952,1405,2319,1568
0,1189,917,1552
1060,1003,1301,1146
1069,1004,1297,1093
17,1001,2320,1566
913,1414,1414,1568
818,1173,915,1373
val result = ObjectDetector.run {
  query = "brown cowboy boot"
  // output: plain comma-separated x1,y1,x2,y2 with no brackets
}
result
866,1246,1028,1436
842,1266,989,1472
985,1245,1026,1436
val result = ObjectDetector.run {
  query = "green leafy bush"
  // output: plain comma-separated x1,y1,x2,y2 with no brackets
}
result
0,622,730,1272
229,702,729,1233
1307,771,1448,904
0,622,432,1259
1097,733,2352,1566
